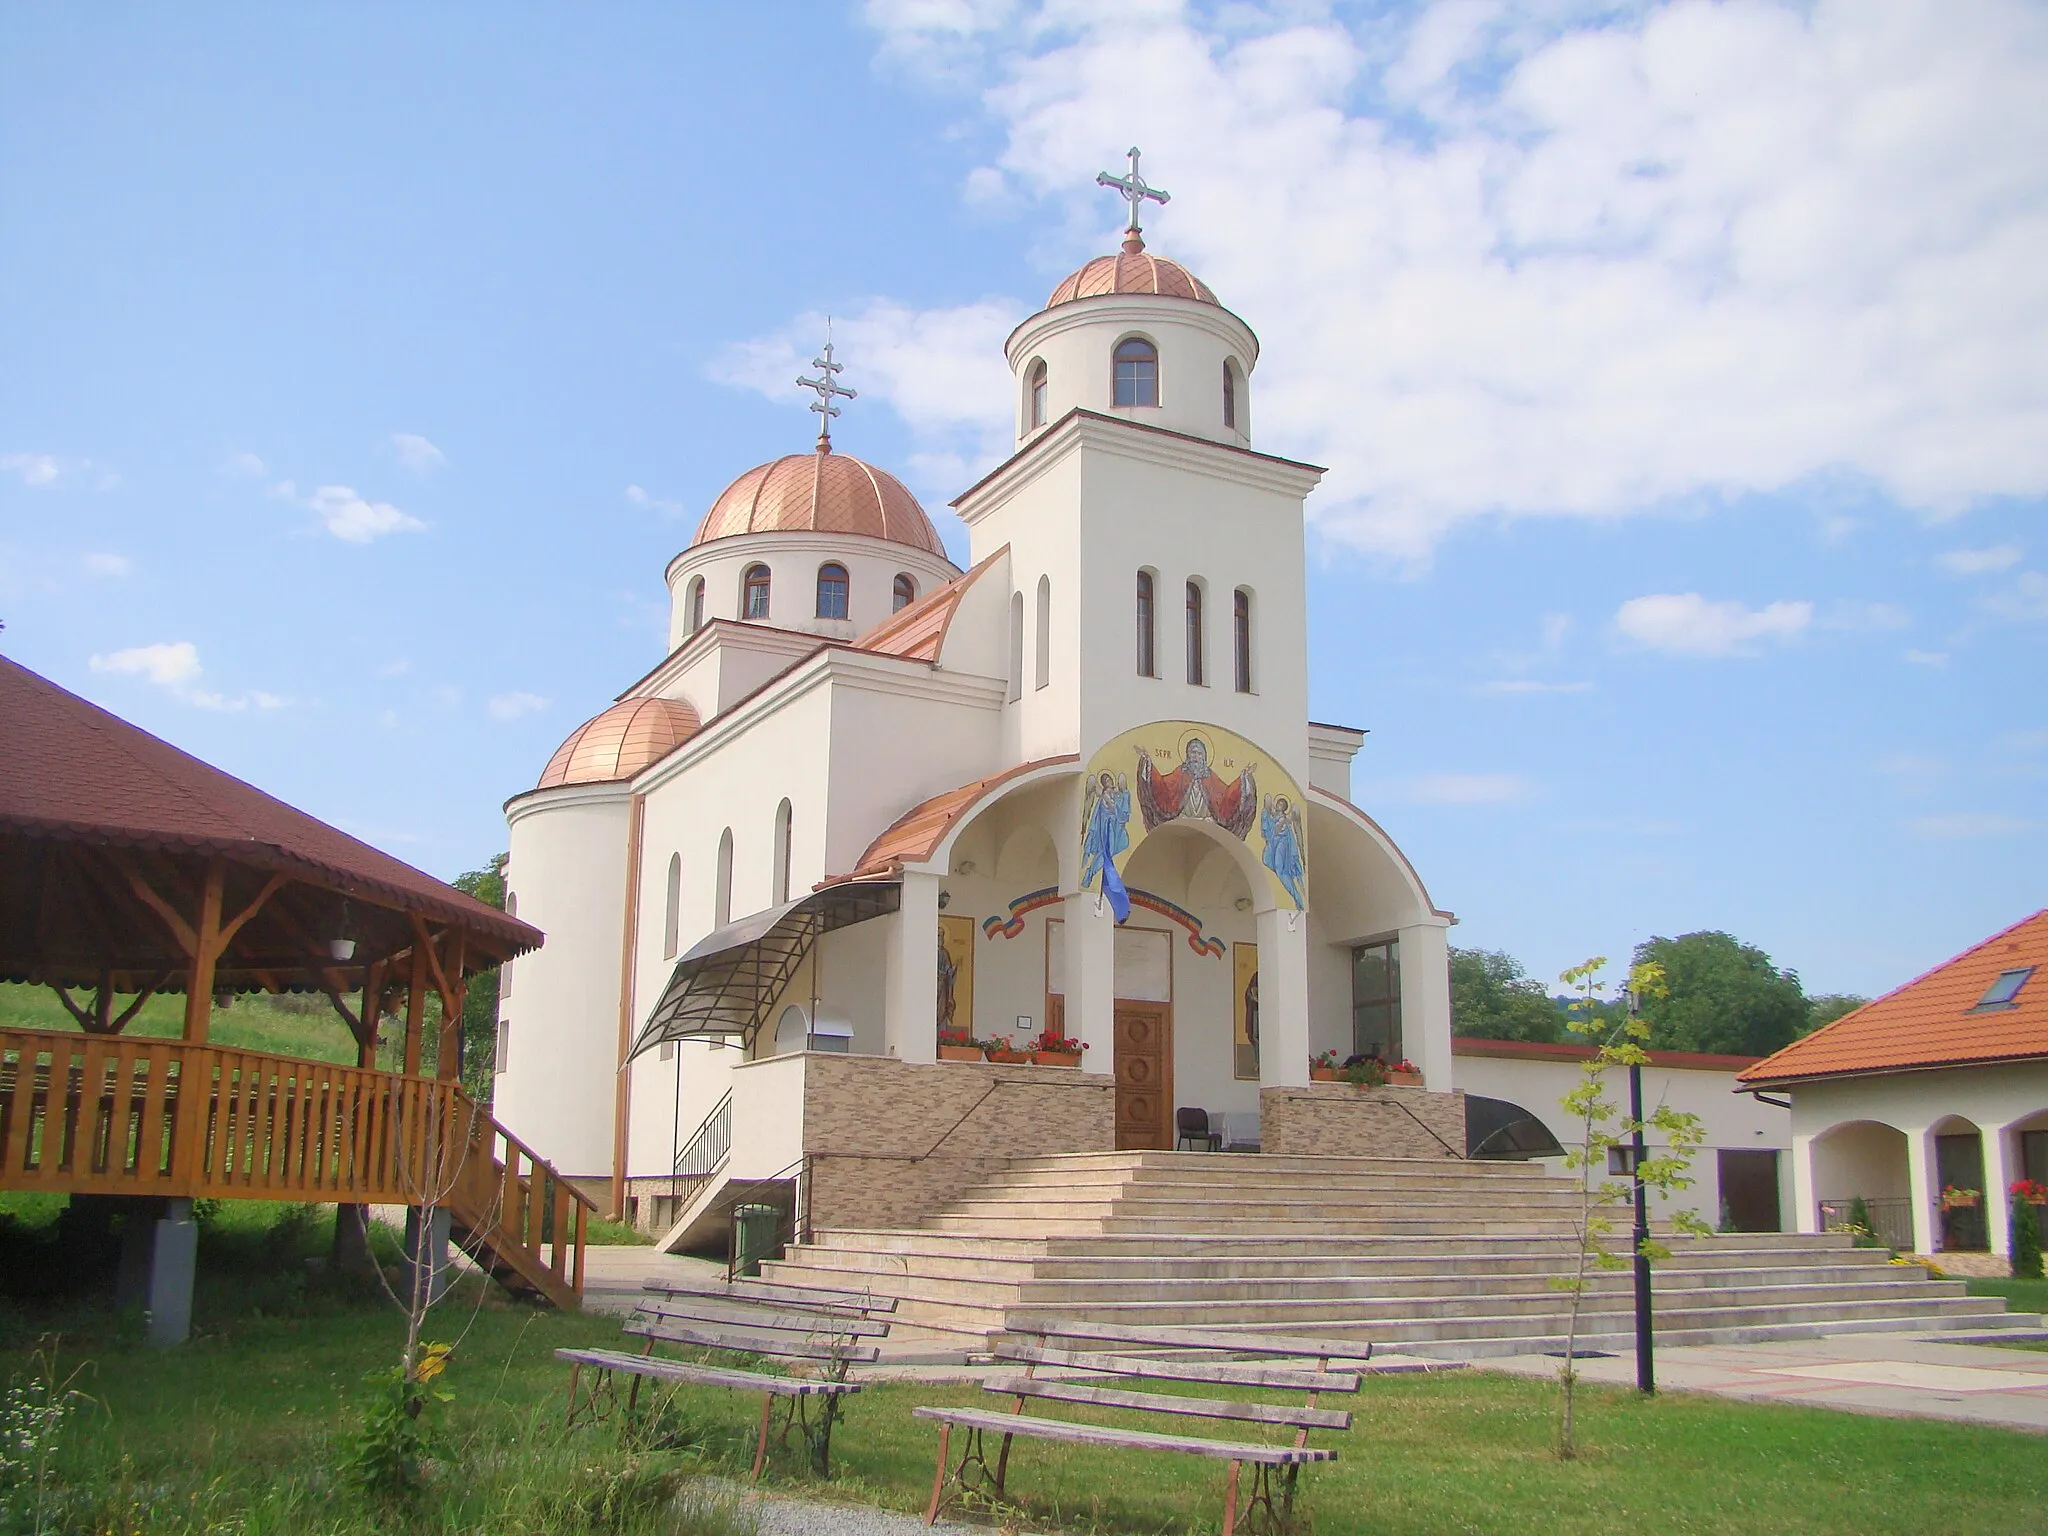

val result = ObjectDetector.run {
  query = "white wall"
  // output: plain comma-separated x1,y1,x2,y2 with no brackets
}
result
665,530,958,651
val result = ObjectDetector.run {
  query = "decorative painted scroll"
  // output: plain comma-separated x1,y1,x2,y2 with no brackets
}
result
1081,721,1309,912
983,885,1224,958
982,887,1062,940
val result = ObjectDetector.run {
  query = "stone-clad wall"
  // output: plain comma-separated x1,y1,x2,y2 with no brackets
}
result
1260,1084,1467,1160
801,1056,1117,1231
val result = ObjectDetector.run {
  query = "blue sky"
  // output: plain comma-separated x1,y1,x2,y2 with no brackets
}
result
3,2,2042,1002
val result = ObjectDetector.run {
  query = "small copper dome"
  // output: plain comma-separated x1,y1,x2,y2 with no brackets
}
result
1046,247,1218,309
538,696,701,789
690,449,946,556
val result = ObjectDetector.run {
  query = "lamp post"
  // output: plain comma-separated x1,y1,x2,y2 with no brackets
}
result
1616,979,1655,1394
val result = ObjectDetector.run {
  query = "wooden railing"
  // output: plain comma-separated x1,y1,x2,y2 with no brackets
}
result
0,1025,591,1303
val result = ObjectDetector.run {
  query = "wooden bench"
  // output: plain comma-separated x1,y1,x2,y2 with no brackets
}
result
557,1275,894,1479
915,1319,1366,1535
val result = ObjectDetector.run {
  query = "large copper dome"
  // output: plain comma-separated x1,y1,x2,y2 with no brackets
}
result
690,448,945,556
538,696,700,789
1046,247,1218,309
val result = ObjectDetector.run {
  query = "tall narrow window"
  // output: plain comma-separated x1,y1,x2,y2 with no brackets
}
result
1135,570,1156,677
663,853,681,959
816,562,849,620
1351,938,1402,1061
714,829,734,927
893,573,917,612
1113,337,1159,407
496,1019,510,1073
741,564,771,620
1034,575,1051,690
1185,580,1206,685
687,577,706,635
1233,588,1253,693
1027,359,1048,429
772,800,793,905
1007,592,1024,702
1222,360,1238,428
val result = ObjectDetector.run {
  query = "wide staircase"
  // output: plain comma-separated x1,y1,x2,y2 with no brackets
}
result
764,1151,2034,1358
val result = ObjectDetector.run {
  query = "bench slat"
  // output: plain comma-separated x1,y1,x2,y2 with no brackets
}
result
986,1375,1352,1432
992,1341,1358,1394
1020,1317,1372,1363
912,1407,1335,1466
625,1318,881,1364
636,1296,891,1338
555,1348,862,1396
647,1278,897,1314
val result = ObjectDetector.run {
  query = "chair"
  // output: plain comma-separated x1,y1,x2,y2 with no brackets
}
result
1176,1107,1222,1151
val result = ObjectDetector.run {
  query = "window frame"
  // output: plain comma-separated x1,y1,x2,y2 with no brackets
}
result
1027,359,1048,429
1113,336,1160,409
815,561,850,621
1135,570,1156,678
1185,578,1206,686
1034,574,1051,690
1222,359,1237,428
687,577,706,634
893,572,917,612
1233,587,1253,693
741,564,771,621
1350,936,1403,1062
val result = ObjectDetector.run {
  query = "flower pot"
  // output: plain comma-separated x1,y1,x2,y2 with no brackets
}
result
1309,1067,1341,1082
1033,1050,1082,1068
986,1050,1032,1064
937,1044,984,1062
1388,1071,1424,1088
1944,1194,1981,1209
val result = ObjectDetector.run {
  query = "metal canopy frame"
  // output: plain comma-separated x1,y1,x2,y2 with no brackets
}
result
627,880,901,1061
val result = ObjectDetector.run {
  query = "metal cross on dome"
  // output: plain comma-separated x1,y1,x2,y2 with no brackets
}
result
1096,146,1170,251
797,324,857,451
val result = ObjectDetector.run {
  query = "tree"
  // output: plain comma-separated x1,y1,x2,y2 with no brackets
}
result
1632,931,1808,1057
1804,994,1868,1034
2012,1193,2044,1281
1450,947,1565,1042
452,854,507,1103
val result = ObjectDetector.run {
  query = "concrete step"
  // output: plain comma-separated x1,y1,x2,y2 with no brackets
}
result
998,1152,1551,1177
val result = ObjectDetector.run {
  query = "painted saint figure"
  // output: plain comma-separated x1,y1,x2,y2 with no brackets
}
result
1261,793,1307,908
1136,736,1256,840
1080,771,1131,890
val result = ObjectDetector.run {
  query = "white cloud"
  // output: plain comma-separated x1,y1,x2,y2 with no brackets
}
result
83,552,132,578
625,484,687,517
852,0,2048,559
392,433,446,474
1403,772,1533,805
1908,812,2041,838
1982,570,2048,622
488,691,549,721
2,453,117,490
1473,678,1592,695
1613,592,1812,657
303,484,427,543
1939,544,2023,576
1903,648,1949,666
2,453,62,487
219,451,268,480
91,641,201,688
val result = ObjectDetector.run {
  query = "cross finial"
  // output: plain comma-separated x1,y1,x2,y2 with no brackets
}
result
796,319,857,453
1096,146,1170,254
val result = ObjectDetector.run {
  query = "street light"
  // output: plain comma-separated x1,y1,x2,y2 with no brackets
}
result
1615,979,1654,1395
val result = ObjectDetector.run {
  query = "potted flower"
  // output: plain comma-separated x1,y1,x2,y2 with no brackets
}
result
2010,1178,2048,1207
983,1034,1033,1065
1387,1057,1424,1088
937,1027,984,1063
1029,1030,1088,1067
1341,1055,1389,1089
1941,1185,1982,1210
1309,1050,1342,1083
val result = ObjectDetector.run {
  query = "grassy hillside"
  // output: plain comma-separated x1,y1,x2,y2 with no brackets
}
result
0,981,365,1065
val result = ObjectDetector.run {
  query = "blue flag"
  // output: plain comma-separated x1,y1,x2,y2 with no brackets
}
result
1100,856,1132,925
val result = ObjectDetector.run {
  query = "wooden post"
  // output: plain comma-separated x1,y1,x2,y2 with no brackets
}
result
403,944,428,1077
182,861,226,1043
436,930,466,1080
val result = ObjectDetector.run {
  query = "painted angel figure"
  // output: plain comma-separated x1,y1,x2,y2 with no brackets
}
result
1080,771,1131,889
1136,736,1256,840
1261,793,1307,907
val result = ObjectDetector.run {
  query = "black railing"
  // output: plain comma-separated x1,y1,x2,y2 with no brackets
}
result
674,1090,732,1180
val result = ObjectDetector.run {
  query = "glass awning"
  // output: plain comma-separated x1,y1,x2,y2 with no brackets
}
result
625,879,901,1061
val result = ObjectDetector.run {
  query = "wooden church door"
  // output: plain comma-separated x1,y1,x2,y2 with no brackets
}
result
1114,1002,1172,1150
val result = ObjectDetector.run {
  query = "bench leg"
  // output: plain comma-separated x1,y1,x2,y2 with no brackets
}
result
1223,1460,1241,1536
993,1431,1014,1497
564,1361,581,1429
924,1422,952,1526
752,1393,775,1483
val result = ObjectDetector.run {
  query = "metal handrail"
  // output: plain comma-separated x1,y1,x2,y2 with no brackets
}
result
673,1089,732,1179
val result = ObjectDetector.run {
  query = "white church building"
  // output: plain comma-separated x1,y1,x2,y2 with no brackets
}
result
492,161,1787,1247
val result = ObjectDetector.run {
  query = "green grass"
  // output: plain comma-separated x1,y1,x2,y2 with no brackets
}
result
0,980,362,1064
4,1231,2048,1536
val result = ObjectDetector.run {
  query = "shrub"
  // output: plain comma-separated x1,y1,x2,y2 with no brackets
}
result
2011,1194,2044,1281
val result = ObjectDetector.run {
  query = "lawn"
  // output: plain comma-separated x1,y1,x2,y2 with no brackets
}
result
0,980,362,1064
2,1205,2046,1535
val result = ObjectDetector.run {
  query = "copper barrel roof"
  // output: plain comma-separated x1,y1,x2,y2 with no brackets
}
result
539,696,701,789
691,449,946,556
1047,249,1219,309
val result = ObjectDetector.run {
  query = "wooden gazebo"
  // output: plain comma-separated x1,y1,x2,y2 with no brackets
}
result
0,655,592,1324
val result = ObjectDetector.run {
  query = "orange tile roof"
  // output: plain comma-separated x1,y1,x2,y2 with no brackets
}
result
854,547,1005,662
1740,909,2048,1085
827,756,1079,884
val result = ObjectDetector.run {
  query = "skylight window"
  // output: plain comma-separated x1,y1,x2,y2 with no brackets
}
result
1971,966,2035,1012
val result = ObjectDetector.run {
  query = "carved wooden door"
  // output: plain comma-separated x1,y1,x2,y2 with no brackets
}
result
1113,1003,1171,1150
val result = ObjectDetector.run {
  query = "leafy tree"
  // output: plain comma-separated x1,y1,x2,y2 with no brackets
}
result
452,854,508,1103
1805,993,1868,1034
1450,947,1564,1042
1632,931,1809,1057
2012,1194,2044,1281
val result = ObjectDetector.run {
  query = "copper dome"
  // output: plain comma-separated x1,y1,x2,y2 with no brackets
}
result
690,448,946,556
1046,247,1218,309
538,696,701,789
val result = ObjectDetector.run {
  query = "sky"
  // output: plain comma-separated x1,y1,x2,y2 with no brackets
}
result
2,0,2043,1003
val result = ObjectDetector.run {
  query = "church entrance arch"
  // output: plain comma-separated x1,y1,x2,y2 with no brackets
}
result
1046,919,1176,1150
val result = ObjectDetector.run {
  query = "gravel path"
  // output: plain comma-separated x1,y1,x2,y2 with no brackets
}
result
745,1490,1006,1535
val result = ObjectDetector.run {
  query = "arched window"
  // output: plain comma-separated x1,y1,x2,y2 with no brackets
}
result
502,892,516,997
1135,570,1156,678
1113,337,1158,408
1186,579,1206,686
815,562,849,621
1034,575,1051,690
893,573,917,612
741,564,771,621
686,577,706,634
714,828,734,927
1007,591,1024,702
1027,359,1048,429
1233,588,1254,692
663,853,682,959
1222,360,1238,429
772,799,793,906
